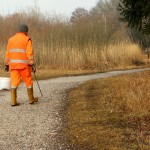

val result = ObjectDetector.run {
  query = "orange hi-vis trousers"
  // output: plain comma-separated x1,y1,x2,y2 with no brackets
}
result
10,67,33,89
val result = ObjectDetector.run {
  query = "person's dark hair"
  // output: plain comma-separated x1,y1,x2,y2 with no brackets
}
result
19,24,28,32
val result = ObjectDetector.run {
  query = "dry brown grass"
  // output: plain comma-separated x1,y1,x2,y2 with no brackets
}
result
65,70,150,149
100,43,143,67
33,41,144,70
1,41,145,71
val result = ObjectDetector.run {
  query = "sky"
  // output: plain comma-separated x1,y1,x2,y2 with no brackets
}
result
0,0,98,17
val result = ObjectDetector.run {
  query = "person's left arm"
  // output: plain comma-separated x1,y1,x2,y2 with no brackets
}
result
26,39,34,65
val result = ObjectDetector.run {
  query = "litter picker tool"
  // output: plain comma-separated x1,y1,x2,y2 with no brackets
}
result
32,67,43,97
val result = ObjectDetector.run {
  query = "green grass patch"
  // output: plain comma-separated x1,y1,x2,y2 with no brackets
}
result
64,70,150,149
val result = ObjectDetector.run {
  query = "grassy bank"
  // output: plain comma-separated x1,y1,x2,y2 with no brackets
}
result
65,70,150,149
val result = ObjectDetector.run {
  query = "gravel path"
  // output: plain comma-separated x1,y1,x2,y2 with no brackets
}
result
0,68,149,150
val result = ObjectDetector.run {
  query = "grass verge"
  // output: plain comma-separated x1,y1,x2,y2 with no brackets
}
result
0,62,149,80
0,69,100,80
64,70,150,150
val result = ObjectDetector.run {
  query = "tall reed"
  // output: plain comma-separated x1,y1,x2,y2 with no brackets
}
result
33,41,143,70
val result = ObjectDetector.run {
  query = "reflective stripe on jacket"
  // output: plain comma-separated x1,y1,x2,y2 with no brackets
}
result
5,32,34,70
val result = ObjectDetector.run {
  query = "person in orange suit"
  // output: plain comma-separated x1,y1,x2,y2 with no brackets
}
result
5,24,38,106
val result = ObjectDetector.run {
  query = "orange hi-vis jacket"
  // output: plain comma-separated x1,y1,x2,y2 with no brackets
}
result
5,32,34,70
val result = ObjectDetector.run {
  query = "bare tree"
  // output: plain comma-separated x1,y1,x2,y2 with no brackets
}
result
70,7,89,24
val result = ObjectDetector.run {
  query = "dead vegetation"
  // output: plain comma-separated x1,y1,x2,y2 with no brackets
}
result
65,70,150,149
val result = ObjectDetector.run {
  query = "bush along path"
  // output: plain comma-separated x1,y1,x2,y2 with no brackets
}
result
0,68,149,150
